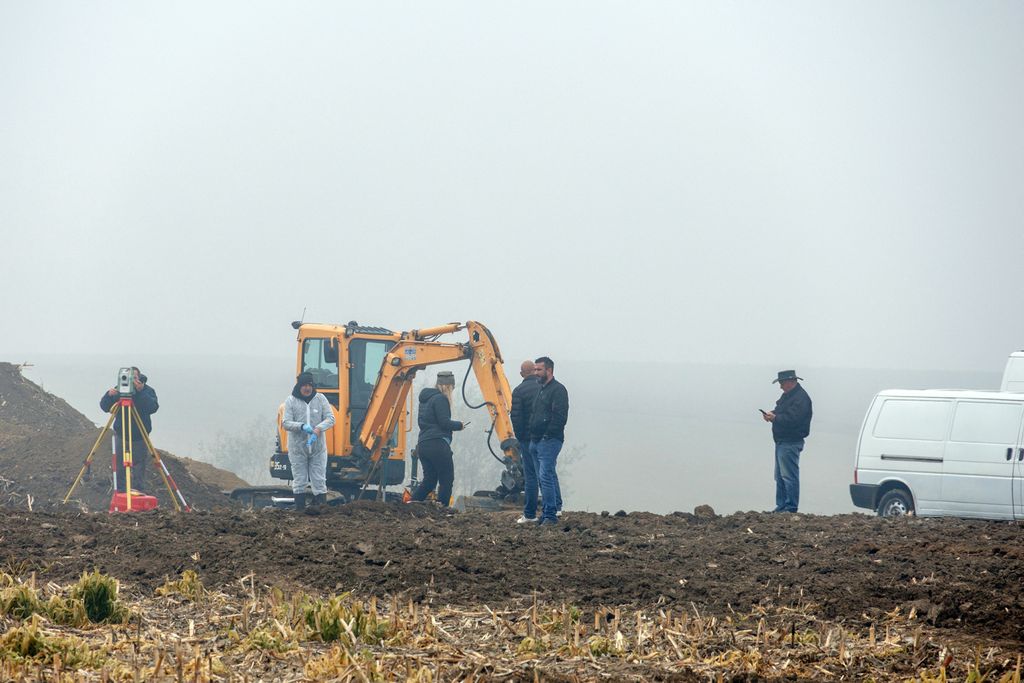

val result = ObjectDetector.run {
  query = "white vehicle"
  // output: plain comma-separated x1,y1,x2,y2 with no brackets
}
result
849,389,1024,519
1001,351,1024,392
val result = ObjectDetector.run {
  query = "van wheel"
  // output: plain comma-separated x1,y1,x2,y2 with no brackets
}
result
877,489,913,517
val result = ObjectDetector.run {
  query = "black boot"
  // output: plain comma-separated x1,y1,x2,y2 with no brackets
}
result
304,493,325,516
293,492,306,511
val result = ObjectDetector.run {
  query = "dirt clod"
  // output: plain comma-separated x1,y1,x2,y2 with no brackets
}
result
693,504,716,518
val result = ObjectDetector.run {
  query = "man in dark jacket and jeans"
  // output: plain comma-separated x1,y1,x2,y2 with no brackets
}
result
528,356,569,525
762,370,812,513
510,360,542,523
100,367,159,493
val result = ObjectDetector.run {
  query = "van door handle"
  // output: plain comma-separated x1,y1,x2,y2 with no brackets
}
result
1019,448,1024,461
1007,447,1014,461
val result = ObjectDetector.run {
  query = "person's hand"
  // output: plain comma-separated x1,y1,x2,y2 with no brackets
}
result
458,421,469,431
133,377,144,392
763,411,776,422
302,424,314,434
313,427,322,437
306,434,317,447
106,388,118,397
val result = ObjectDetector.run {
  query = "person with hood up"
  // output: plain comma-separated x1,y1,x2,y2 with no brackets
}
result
411,371,465,506
282,372,336,512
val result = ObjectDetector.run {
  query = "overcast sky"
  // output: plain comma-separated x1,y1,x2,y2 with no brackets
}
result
2,2,1022,372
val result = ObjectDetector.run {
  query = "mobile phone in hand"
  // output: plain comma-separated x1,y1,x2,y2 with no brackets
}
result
758,409,768,416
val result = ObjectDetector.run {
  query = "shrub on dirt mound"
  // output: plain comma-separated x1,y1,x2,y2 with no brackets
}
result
0,362,242,511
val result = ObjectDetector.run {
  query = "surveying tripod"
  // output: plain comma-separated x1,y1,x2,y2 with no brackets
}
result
64,397,191,512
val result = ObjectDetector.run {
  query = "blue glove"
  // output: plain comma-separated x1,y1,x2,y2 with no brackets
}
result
306,434,317,447
302,424,314,434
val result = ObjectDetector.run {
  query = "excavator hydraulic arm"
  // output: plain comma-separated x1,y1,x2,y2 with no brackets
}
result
354,321,523,497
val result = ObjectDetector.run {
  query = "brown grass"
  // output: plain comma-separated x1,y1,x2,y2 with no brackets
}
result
0,570,1020,681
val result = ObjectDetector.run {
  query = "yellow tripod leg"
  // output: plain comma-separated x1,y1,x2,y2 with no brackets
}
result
64,407,118,504
130,409,183,512
123,403,133,511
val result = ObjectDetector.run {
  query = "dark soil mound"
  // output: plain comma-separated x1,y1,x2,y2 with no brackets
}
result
0,362,240,511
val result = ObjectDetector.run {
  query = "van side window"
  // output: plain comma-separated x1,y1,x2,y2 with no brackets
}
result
950,401,1023,444
873,400,951,441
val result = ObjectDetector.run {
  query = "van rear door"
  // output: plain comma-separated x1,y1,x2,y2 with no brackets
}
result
942,400,1023,520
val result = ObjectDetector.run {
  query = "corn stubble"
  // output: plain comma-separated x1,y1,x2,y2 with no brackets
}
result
0,569,1020,681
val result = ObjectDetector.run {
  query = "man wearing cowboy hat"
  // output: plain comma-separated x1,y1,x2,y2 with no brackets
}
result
762,370,813,513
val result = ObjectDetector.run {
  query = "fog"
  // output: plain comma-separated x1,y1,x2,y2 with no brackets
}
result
2,3,1023,513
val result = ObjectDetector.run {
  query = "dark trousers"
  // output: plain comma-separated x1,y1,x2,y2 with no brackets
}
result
521,439,540,519
114,434,149,493
412,439,455,506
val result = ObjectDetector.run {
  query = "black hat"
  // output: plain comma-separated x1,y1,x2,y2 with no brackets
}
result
297,372,315,387
436,371,456,387
773,370,803,384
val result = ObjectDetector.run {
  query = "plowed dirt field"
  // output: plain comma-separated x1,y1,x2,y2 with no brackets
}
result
2,504,1022,643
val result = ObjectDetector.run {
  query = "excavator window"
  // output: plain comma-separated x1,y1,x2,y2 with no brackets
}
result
347,338,394,442
301,338,340,390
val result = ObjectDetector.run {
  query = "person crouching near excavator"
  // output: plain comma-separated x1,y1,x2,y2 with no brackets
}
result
282,372,335,512
411,371,465,506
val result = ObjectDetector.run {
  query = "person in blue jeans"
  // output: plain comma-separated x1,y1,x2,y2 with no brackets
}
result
762,370,813,513
527,357,569,525
510,360,542,523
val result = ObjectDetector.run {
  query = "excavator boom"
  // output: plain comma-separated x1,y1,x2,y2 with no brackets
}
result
348,321,524,501
355,321,522,498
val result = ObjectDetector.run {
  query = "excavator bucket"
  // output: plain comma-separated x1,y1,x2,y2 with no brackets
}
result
453,488,521,512
453,495,505,512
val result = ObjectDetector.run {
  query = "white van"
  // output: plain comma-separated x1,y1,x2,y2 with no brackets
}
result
849,389,1024,519
1001,352,1024,392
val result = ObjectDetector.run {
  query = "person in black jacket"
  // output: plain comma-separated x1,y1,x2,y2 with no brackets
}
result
762,370,813,513
411,371,464,505
509,360,542,523
99,367,159,493
528,356,569,525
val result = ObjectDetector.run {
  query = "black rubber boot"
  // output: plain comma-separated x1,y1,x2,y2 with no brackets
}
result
293,492,306,511
304,493,324,516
